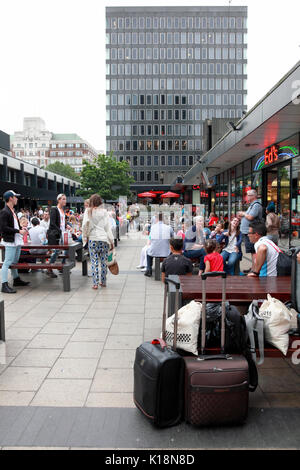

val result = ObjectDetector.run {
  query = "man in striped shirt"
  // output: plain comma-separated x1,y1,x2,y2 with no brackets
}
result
247,222,279,277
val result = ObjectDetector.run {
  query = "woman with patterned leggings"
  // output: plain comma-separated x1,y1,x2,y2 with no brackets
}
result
82,194,114,290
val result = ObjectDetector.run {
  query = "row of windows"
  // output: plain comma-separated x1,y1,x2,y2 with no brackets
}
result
106,32,247,46
107,99,244,120
107,78,247,91
107,46,247,61
49,151,83,157
107,110,243,137
110,139,200,152
14,142,47,148
107,93,246,106
119,155,195,166
108,62,247,76
107,16,247,31
51,143,83,149
108,139,203,152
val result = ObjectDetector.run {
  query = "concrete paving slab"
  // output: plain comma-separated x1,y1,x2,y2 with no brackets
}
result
11,349,62,368
30,380,91,407
61,342,104,359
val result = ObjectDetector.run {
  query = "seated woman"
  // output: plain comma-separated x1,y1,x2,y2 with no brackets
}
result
183,216,206,271
221,217,242,275
210,222,226,250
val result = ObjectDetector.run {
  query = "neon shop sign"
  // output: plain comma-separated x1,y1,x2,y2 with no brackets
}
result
254,145,299,171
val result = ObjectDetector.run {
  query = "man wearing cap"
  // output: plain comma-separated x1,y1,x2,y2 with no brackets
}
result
0,190,30,293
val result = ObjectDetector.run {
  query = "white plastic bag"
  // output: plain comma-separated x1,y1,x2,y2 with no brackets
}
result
164,300,201,356
259,294,293,355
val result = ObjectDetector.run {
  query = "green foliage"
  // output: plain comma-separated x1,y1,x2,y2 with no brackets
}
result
78,153,134,201
46,161,80,182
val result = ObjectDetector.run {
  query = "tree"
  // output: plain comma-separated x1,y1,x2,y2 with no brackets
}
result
45,161,80,182
79,153,134,201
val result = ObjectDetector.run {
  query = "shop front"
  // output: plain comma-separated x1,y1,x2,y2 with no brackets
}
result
199,132,300,248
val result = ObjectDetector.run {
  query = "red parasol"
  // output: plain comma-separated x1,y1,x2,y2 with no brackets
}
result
138,192,157,198
160,192,180,198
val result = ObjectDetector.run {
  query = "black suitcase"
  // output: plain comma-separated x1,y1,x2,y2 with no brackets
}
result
184,272,250,426
133,278,184,428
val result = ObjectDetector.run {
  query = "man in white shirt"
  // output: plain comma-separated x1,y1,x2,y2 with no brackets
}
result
29,218,47,255
40,210,50,231
247,222,279,277
144,213,174,277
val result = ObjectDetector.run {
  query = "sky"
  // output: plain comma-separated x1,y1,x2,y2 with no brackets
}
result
0,0,300,151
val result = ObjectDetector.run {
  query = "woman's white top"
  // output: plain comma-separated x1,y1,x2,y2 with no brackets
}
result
82,207,114,245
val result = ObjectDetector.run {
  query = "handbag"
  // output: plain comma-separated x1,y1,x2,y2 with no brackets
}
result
164,300,202,356
107,248,119,275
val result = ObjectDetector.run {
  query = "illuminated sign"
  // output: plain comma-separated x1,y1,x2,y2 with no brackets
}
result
254,145,299,171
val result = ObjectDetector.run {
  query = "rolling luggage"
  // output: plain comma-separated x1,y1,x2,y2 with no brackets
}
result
184,272,249,427
133,278,184,428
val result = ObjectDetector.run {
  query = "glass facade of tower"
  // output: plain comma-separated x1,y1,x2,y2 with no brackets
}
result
106,6,248,190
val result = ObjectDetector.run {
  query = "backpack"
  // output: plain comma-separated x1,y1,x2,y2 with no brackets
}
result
263,239,294,276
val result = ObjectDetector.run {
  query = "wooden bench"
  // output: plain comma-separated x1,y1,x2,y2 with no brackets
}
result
167,274,297,360
0,262,74,292
0,242,87,291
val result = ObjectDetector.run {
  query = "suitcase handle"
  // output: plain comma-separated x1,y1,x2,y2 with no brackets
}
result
152,338,167,350
201,271,227,280
196,354,232,362
201,272,227,356
165,278,180,290
163,278,180,350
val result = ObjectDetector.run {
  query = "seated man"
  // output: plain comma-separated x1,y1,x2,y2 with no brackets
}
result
161,238,193,283
247,222,279,277
144,213,174,277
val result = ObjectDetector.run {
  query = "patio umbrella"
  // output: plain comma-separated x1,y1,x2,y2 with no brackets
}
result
160,192,180,198
138,192,157,198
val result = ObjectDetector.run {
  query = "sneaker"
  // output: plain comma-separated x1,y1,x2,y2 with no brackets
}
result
144,270,152,277
141,267,148,272
46,271,58,279
136,265,145,269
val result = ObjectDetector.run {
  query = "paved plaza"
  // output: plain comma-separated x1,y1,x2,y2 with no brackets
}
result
0,231,299,450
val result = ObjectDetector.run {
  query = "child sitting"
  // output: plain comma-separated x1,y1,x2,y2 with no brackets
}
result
200,239,224,274
161,238,193,283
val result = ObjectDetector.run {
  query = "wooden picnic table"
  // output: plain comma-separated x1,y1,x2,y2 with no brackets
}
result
179,275,291,304
0,242,88,291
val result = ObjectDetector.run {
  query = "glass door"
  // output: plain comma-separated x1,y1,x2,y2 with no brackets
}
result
265,162,291,249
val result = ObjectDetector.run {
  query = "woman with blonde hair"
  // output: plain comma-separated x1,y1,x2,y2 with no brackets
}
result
82,194,114,289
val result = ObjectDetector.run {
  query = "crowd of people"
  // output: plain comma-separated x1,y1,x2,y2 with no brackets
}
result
0,190,121,293
0,187,292,294
137,189,285,280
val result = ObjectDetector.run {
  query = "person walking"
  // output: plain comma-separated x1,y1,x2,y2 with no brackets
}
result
46,193,67,278
238,189,264,273
82,194,114,289
266,201,280,245
0,190,30,293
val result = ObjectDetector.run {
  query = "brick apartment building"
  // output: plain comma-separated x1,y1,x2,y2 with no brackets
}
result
11,117,98,175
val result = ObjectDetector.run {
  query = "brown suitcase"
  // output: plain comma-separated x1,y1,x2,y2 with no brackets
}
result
184,272,249,426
